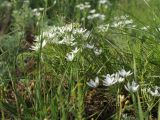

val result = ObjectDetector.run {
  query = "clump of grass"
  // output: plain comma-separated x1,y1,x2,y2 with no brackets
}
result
0,0,160,120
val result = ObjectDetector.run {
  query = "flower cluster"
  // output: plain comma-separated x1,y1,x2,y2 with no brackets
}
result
99,0,112,6
103,74,119,86
32,7,44,17
86,68,160,97
31,23,89,51
125,83,160,96
111,15,135,28
99,0,108,4
87,69,132,88
76,2,91,10
102,69,139,93
85,43,102,56
96,15,136,33
76,1,108,21
87,13,105,21
103,69,132,86
46,23,89,46
97,24,109,32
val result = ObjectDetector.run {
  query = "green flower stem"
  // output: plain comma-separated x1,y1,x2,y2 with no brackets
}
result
136,92,144,120
116,86,122,120
0,87,5,120
131,93,138,117
158,100,160,120
131,92,144,120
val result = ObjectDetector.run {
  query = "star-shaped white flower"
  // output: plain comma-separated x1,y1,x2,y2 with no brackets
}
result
148,86,160,97
114,73,125,83
103,74,117,86
87,77,99,88
66,53,74,61
125,80,139,93
86,44,94,49
30,40,47,51
71,47,79,54
65,47,79,61
93,48,102,56
119,69,132,77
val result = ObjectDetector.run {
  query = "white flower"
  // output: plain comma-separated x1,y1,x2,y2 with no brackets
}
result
87,13,105,21
85,44,94,49
34,11,40,17
103,74,117,86
84,5,91,9
72,28,87,35
148,86,160,97
105,74,115,78
131,25,136,28
111,15,134,28
125,80,139,93
65,47,79,61
141,26,149,30
114,73,125,83
104,5,108,9
76,2,91,10
92,13,101,18
53,0,56,5
87,15,94,20
122,114,128,119
84,2,89,5
97,24,109,32
39,8,44,11
76,4,85,10
119,69,132,77
36,23,88,46
66,53,74,61
32,8,44,16
125,19,133,24
99,14,105,20
71,47,79,54
94,48,102,55
87,77,99,88
30,40,47,51
99,0,108,4
89,9,96,14
43,23,88,45
33,8,38,12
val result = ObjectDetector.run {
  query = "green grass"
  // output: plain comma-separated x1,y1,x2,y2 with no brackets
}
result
0,0,160,119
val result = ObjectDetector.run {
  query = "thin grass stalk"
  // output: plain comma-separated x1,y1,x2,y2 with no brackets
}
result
131,93,138,118
118,95,123,120
70,67,76,99
58,85,67,120
116,86,122,120
35,26,42,118
35,1,48,118
133,52,137,82
7,64,21,120
158,100,160,120
137,92,144,120
0,86,5,120
77,79,84,120
51,97,58,120
76,53,84,120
